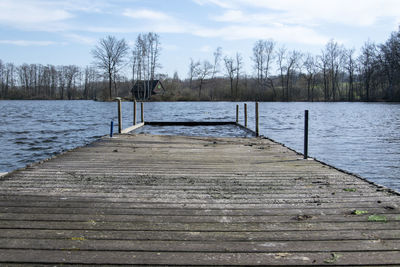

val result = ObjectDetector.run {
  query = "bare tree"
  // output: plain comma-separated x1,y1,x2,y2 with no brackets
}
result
196,60,213,98
209,47,222,99
131,33,162,100
49,65,58,98
359,41,378,101
212,47,222,79
4,63,16,97
224,56,235,98
325,39,346,100
303,53,317,101
379,30,400,101
188,58,200,90
285,50,302,101
276,46,286,100
92,35,129,99
84,66,97,99
132,34,145,99
148,32,161,81
317,51,329,101
345,48,356,101
64,65,80,100
57,66,66,100
235,52,243,99
252,40,275,96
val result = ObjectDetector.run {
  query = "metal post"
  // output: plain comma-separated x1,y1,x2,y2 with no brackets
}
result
141,102,144,123
236,105,239,123
244,103,247,128
255,102,259,137
110,121,114,137
118,99,122,134
304,110,309,159
133,100,137,125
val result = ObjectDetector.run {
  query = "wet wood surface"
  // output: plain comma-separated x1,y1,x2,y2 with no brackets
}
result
0,134,399,266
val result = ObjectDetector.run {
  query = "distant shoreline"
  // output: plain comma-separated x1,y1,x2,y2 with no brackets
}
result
0,98,399,103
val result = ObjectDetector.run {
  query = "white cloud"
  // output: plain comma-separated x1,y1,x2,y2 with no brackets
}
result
122,8,193,34
194,25,328,45
193,0,236,9
84,26,135,33
64,34,96,45
192,0,400,45
123,9,173,21
213,10,245,22
0,40,59,46
85,23,188,35
213,9,307,26
0,0,110,32
0,0,72,29
199,45,212,53
57,0,109,14
119,5,329,44
204,0,400,27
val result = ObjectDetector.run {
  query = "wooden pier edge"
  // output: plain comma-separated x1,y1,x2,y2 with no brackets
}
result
255,133,400,196
88,119,400,196
1,128,399,265
121,122,145,134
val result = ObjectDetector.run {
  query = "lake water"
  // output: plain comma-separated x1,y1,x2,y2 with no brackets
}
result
0,100,399,191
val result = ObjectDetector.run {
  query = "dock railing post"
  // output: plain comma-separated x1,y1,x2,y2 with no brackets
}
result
117,99,122,134
133,100,137,125
244,103,247,128
255,102,259,137
304,110,309,159
236,105,239,123
110,121,114,137
141,102,144,123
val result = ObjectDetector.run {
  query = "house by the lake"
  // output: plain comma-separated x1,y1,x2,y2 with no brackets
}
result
131,80,165,100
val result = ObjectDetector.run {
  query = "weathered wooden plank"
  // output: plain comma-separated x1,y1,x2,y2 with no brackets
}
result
0,205,396,216
0,199,395,210
1,229,398,242
0,238,399,253
0,196,396,210
0,191,395,204
1,212,399,223
0,220,399,232
0,249,400,265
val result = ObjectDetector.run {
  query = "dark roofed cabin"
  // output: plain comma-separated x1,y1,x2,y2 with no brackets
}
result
131,80,165,100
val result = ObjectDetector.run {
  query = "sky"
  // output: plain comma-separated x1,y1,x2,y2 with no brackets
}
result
0,0,399,78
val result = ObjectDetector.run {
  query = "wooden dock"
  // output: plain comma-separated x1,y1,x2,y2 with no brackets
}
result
0,133,399,265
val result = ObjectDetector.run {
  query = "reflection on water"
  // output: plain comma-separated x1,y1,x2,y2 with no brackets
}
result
0,100,399,191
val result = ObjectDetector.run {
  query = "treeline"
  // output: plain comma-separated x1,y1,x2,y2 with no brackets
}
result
162,27,400,102
0,61,133,100
1,28,400,101
0,32,161,100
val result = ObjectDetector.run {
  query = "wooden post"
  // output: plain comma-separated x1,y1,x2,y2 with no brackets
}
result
133,100,137,125
141,102,144,123
117,99,122,134
304,110,309,159
244,103,247,128
255,102,259,137
236,105,239,123
110,121,114,137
